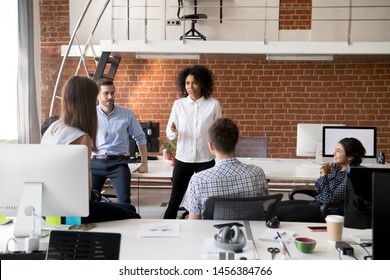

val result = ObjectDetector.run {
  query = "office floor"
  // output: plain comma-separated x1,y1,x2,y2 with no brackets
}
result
104,187,294,219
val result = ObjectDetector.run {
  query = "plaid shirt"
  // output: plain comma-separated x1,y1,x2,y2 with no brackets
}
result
183,158,269,216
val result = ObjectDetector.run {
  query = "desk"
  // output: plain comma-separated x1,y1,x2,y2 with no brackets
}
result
129,157,389,182
129,158,173,179
0,219,372,260
129,157,320,182
127,158,389,212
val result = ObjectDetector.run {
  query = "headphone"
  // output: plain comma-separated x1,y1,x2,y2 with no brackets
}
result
214,226,246,252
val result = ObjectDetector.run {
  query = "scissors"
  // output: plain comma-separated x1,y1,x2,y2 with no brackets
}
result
267,247,280,260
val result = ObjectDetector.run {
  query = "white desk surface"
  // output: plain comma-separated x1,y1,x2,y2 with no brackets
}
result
129,157,390,182
129,158,174,179
129,157,321,181
0,219,371,260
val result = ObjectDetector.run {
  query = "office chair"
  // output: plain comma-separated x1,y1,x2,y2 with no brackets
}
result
47,230,121,260
203,194,283,221
177,0,207,40
235,137,269,158
288,189,344,220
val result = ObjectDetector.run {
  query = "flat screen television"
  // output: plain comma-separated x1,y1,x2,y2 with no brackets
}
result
129,121,160,159
296,123,345,160
322,126,376,158
0,144,89,237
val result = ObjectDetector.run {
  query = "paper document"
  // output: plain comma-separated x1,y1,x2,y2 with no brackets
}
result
203,238,258,260
138,223,180,238
258,229,295,242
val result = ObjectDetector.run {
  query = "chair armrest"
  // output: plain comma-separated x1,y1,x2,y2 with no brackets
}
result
91,189,112,203
91,189,101,202
288,189,317,200
319,202,344,220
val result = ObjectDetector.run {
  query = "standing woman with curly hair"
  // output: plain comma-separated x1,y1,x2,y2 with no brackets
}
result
163,65,222,219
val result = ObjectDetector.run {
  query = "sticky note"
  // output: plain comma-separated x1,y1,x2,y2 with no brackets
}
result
46,216,61,226
0,216,6,224
65,216,81,225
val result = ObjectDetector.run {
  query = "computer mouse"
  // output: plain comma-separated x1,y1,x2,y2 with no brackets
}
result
266,216,280,228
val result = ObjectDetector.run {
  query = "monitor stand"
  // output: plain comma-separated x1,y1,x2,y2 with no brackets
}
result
14,182,43,238
314,141,323,164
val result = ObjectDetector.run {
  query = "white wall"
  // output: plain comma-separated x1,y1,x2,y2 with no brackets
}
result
67,0,390,57
312,0,390,42
70,0,280,43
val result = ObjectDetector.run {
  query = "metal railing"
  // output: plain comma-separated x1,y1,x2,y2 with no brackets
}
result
109,1,390,43
49,0,112,117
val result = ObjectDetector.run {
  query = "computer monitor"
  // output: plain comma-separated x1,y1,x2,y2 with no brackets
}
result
322,126,377,158
296,123,345,161
372,171,390,260
345,166,390,230
0,144,89,237
129,121,160,159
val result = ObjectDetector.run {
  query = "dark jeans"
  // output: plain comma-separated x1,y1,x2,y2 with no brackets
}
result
58,202,140,224
91,158,131,204
275,200,324,223
82,201,140,223
163,158,215,219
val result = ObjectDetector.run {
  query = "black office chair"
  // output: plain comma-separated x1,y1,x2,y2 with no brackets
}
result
288,189,344,220
203,194,283,221
177,0,207,40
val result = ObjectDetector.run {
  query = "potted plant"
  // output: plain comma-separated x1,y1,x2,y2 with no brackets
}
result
159,138,176,160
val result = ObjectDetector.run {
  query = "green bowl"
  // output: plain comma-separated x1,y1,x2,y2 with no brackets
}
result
295,237,316,254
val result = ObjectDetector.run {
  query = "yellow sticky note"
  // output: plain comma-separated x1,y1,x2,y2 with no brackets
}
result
0,216,6,224
46,216,61,226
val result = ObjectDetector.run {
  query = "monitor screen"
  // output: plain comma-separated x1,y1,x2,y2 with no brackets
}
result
129,121,160,158
345,166,390,230
372,171,390,260
322,126,376,158
0,144,89,237
296,123,345,157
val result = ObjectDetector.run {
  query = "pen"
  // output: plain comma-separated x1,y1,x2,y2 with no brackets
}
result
276,231,291,258
274,232,286,239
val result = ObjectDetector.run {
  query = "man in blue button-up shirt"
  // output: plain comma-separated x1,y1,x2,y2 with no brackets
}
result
91,79,148,204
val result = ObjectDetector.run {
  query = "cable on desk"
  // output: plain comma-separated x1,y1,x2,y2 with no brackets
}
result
349,241,373,260
3,238,18,254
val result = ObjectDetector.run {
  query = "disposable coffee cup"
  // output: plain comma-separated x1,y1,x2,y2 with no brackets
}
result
325,215,344,242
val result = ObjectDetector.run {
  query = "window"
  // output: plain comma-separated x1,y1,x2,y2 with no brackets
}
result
0,2,18,141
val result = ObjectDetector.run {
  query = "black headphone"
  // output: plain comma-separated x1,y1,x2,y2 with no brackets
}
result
214,226,246,252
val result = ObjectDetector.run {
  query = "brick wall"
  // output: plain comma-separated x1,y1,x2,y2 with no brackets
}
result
279,0,312,30
39,0,390,159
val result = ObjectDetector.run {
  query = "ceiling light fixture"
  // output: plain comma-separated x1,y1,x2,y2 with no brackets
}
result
266,54,334,61
135,53,200,60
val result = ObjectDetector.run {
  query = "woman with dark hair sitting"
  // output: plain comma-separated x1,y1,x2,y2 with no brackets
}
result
41,76,140,223
275,137,366,222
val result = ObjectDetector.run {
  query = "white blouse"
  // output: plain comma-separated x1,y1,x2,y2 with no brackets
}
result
166,96,222,163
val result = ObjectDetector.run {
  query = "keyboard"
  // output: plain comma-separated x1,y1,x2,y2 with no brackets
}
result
350,234,372,244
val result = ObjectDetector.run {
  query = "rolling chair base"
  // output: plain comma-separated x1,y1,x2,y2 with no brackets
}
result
180,29,206,41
